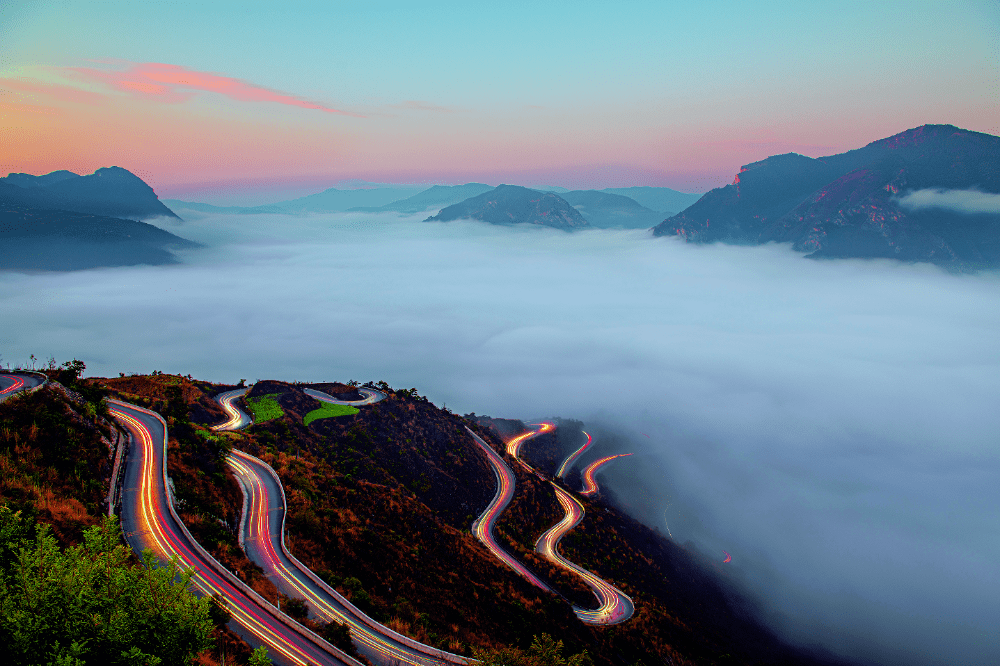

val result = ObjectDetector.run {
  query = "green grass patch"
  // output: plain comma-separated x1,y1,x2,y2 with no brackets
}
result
245,393,284,423
304,403,359,426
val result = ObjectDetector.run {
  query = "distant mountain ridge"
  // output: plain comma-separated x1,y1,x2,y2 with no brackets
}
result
560,190,667,228
425,185,589,230
0,167,180,221
600,186,700,213
654,124,1000,268
348,183,495,214
0,204,198,271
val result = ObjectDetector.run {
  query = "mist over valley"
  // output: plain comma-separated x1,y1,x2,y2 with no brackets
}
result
3,205,997,665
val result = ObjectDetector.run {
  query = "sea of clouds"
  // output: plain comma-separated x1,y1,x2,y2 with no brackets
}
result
2,210,998,666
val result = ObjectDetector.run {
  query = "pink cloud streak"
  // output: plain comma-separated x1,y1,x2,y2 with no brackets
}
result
69,62,362,116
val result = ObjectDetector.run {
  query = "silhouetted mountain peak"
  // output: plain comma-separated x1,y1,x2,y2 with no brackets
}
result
864,123,964,151
0,166,179,221
654,124,1000,269
426,185,589,230
3,170,80,188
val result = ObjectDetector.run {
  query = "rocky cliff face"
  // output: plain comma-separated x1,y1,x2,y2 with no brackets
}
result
426,184,589,230
654,125,1000,268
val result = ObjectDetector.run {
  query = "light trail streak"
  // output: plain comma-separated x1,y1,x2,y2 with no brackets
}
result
0,375,26,396
228,450,470,666
303,387,386,406
505,422,554,467
501,423,635,624
535,483,635,625
555,431,592,478
212,388,251,431
213,388,467,665
579,454,633,497
723,551,732,563
468,427,554,592
110,401,357,666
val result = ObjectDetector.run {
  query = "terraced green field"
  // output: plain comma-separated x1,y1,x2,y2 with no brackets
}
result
244,393,283,423
304,402,359,426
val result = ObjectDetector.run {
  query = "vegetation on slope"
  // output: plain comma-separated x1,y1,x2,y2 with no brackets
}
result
0,364,114,544
182,379,837,666
303,402,359,426
11,366,842,666
244,393,284,424
0,508,214,665
0,367,264,665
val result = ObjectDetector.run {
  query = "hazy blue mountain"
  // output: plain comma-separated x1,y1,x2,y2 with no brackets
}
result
601,186,702,213
349,183,495,214
425,184,589,230
0,204,199,271
560,190,667,228
161,200,270,214
654,124,1000,269
167,184,430,215
0,167,180,220
268,185,428,212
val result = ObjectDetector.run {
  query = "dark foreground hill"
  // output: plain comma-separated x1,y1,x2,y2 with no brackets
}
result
0,167,180,221
654,124,1000,269
0,204,199,271
6,368,854,665
426,185,589,230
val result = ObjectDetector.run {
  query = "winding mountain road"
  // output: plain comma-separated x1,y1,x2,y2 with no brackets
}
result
501,423,636,625
467,427,555,592
0,371,46,401
555,431,591,479
535,483,634,624
213,387,468,666
110,399,360,666
303,387,385,406
579,454,633,497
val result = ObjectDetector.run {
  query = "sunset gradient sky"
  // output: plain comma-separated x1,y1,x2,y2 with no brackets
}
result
1,1,997,202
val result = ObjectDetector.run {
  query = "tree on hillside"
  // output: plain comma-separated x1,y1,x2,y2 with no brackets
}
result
473,634,593,666
0,507,214,665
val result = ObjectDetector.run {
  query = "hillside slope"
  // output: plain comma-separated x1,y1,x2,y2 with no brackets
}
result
654,125,1000,268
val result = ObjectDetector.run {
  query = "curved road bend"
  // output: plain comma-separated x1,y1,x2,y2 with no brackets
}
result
505,424,635,625
303,387,386,406
212,388,253,430
555,431,592,479
466,427,554,592
579,454,633,497
535,483,634,625
228,450,470,666
213,387,468,666
111,400,359,666
0,372,46,402
504,422,554,475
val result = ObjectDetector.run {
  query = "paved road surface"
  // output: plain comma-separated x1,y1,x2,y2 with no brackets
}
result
111,399,359,666
212,385,467,665
0,371,46,402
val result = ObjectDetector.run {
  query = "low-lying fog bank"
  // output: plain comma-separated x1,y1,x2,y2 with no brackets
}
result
3,210,998,666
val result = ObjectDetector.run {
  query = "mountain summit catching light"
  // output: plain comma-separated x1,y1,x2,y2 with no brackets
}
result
655,125,1000,269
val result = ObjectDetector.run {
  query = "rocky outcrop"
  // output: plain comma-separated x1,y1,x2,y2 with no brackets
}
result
654,125,1000,268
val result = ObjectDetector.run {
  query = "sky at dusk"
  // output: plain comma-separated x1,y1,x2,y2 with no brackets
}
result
1,1,997,202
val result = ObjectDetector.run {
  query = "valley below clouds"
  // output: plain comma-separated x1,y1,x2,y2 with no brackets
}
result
3,211,999,666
